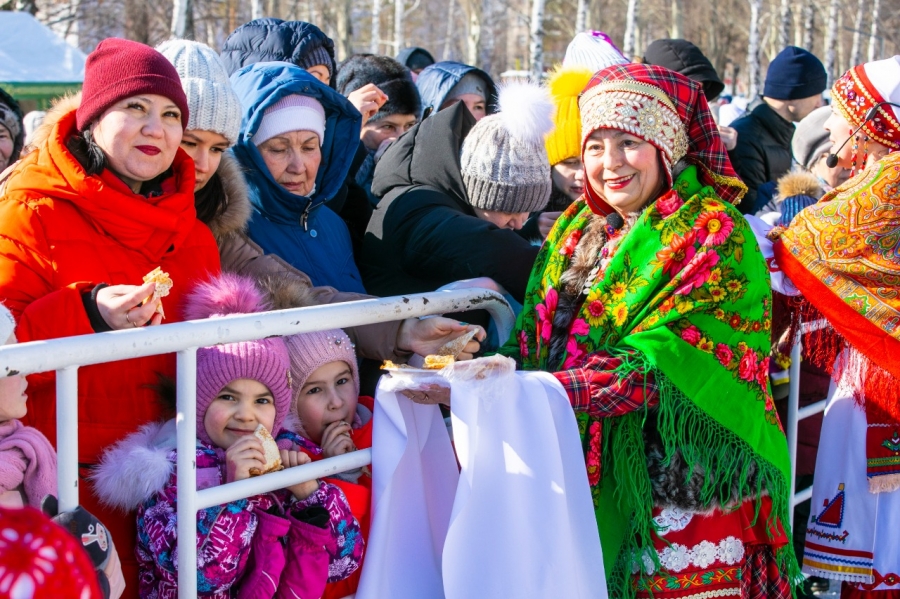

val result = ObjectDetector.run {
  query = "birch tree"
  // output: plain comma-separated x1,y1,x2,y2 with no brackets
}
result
478,0,497,74
622,0,639,59
867,0,881,62
529,0,546,81
335,0,351,60
371,0,381,53
746,0,762,98
251,0,263,20
442,0,456,60
575,0,588,35
777,0,790,48
800,0,813,50
823,0,839,86
171,0,193,38
670,0,683,39
849,0,864,67
394,0,404,53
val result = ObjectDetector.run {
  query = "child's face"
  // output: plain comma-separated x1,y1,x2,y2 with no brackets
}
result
0,333,27,422
296,361,358,445
204,378,277,450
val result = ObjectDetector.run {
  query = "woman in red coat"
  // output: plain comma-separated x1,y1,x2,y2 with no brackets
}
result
0,39,221,595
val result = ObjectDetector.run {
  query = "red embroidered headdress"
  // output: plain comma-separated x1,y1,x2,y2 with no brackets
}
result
578,63,746,215
832,56,900,151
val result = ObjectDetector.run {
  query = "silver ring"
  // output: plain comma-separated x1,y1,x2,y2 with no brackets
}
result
125,310,138,328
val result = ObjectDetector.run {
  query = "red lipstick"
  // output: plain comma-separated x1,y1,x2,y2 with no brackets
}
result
136,145,161,156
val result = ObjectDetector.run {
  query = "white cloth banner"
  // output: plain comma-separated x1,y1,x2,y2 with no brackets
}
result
358,356,607,599
356,369,460,599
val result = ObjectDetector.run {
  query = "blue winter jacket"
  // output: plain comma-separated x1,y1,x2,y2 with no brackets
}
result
415,61,498,119
220,18,336,83
229,62,366,293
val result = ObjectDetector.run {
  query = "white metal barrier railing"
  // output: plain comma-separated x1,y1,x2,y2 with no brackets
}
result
0,288,515,599
785,318,831,529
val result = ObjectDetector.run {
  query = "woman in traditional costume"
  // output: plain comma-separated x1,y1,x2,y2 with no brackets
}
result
768,56,900,597
498,63,799,598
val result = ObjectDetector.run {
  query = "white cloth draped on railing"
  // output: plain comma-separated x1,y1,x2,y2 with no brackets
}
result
358,355,607,599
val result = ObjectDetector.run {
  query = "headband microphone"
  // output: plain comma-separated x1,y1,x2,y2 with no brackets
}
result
826,101,900,168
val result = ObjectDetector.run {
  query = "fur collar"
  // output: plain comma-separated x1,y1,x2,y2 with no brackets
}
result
256,273,322,310
27,95,253,243
549,214,607,367
26,93,81,153
776,169,823,200
91,420,177,512
205,152,252,239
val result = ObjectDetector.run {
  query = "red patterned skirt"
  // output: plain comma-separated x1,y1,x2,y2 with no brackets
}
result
633,497,792,598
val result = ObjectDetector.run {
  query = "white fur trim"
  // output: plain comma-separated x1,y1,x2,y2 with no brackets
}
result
90,420,177,512
497,81,554,144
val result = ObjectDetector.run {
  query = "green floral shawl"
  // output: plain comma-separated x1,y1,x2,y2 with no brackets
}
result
498,166,797,595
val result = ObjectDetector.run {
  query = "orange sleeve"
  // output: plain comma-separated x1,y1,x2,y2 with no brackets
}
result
0,198,96,341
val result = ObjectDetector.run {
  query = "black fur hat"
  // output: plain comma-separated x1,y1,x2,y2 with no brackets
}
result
336,54,422,121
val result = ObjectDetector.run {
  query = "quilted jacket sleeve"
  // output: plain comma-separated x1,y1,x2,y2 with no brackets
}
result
293,481,364,583
135,453,263,597
0,198,96,340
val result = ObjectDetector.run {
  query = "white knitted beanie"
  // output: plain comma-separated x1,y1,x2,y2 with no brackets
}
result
563,31,629,73
157,39,242,146
459,81,554,214
252,95,326,147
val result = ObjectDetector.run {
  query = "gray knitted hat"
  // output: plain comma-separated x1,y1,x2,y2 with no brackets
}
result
460,81,554,214
157,39,242,146
791,105,832,171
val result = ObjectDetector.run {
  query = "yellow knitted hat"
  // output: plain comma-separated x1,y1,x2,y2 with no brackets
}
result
544,66,593,166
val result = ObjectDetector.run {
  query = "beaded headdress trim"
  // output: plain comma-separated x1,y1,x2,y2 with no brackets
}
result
833,67,900,151
579,80,689,165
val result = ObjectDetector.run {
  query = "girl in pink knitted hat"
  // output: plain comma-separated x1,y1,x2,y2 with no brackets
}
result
93,274,362,598
277,328,372,599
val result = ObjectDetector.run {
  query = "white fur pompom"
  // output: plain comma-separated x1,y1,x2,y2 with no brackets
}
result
496,80,555,143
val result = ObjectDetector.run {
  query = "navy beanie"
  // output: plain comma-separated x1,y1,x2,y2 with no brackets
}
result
763,46,827,100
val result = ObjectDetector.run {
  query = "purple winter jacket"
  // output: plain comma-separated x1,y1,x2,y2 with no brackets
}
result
92,420,362,599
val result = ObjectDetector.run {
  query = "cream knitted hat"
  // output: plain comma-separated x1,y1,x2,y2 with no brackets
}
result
563,31,629,73
157,39,242,146
460,81,554,214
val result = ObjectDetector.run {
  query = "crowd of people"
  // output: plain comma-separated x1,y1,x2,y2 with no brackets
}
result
0,16,896,599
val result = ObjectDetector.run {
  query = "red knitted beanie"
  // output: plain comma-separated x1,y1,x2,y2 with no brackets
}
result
76,38,190,131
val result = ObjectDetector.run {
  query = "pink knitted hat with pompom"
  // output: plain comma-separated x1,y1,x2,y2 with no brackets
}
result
183,273,292,446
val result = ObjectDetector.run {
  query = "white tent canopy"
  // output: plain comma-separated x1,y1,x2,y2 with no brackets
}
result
0,11,85,83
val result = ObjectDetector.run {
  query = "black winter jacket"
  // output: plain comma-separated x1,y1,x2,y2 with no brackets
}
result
727,102,795,214
361,103,539,304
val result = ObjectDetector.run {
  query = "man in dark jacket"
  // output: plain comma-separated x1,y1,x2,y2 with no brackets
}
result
727,46,826,214
362,93,551,317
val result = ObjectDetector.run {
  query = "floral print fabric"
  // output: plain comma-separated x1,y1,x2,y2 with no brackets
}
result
498,165,795,595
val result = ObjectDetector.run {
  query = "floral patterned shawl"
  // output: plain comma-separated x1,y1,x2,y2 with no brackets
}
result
498,166,797,596
775,152,900,417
